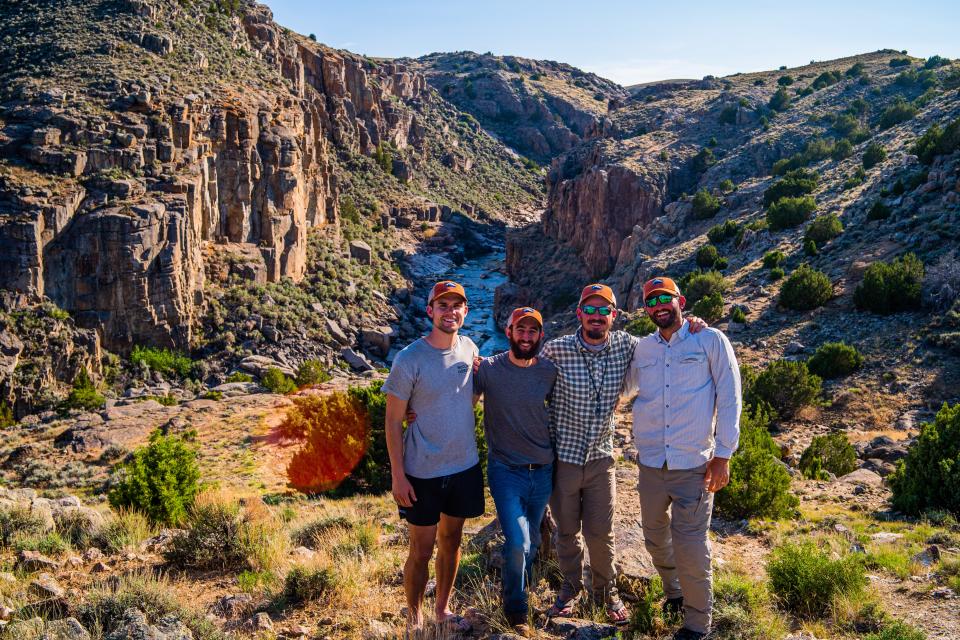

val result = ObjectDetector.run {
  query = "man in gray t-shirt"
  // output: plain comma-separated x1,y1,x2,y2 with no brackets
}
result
383,280,483,634
473,306,556,634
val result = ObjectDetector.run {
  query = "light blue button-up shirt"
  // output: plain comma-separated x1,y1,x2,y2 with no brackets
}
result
626,320,742,470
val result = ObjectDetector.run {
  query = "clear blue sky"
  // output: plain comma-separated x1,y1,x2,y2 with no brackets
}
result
263,1,960,85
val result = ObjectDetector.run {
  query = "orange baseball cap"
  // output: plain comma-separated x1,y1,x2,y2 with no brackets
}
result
578,283,617,307
509,306,543,328
643,277,682,299
427,280,467,303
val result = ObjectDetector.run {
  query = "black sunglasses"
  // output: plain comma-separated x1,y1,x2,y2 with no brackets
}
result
645,294,676,308
580,304,613,316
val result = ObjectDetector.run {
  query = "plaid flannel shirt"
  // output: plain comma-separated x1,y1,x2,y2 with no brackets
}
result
541,329,639,465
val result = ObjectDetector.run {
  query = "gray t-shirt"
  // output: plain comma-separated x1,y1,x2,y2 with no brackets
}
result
473,352,557,466
382,335,479,479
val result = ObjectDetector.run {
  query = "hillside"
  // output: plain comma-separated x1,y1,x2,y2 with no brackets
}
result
1,2,960,639
0,0,544,416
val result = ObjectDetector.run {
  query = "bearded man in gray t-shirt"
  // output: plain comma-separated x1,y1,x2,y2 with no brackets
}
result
383,280,483,634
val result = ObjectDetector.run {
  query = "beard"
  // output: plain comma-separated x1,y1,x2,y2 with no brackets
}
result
584,325,609,341
510,336,542,359
435,321,457,334
651,308,677,328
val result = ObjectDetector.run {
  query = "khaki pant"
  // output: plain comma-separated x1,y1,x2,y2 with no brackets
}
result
550,458,617,600
637,462,714,633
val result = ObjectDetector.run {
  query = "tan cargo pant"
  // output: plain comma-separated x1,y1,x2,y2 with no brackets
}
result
550,458,617,600
637,462,714,634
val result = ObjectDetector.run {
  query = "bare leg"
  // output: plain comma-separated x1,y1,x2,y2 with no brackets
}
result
405,523,438,630
434,514,466,621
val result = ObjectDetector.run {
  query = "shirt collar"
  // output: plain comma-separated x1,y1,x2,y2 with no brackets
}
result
654,318,690,345
576,328,610,354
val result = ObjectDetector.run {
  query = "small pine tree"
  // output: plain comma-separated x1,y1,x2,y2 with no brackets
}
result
853,253,924,314
751,359,822,418
889,403,960,515
862,142,888,169
691,188,722,219
804,213,843,244
108,429,201,525
767,196,816,230
807,342,863,379
715,406,798,519
61,369,105,412
799,432,858,479
779,264,833,310
696,244,720,269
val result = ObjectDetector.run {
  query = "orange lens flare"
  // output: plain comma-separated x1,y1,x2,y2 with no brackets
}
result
281,393,370,493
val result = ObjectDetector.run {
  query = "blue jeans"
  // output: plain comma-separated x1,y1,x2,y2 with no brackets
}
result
487,458,554,616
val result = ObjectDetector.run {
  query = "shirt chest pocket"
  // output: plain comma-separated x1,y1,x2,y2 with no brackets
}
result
634,358,660,401
675,351,710,389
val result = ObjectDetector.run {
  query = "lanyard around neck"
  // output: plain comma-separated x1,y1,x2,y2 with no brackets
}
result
578,349,607,418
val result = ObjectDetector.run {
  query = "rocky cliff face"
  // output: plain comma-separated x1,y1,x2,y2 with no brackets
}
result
408,52,627,163
0,0,496,353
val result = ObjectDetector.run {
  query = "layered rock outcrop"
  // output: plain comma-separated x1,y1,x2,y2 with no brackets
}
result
541,141,668,278
0,0,431,352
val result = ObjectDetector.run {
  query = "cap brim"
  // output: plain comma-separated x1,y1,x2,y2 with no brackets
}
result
432,291,467,302
644,288,677,298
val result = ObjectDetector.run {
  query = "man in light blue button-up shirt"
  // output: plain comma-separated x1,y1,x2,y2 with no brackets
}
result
625,276,741,640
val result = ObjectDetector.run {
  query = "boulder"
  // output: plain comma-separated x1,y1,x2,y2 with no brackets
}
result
349,240,372,264
340,347,374,372
40,617,91,640
361,326,395,358
325,318,351,345
105,608,193,640
30,573,65,598
17,550,59,572
836,468,883,487
239,355,296,378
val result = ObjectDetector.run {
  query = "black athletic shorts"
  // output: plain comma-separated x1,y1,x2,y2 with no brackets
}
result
398,462,485,526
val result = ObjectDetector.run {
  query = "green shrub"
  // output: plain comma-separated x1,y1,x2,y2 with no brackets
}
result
767,541,867,618
692,148,717,174
867,201,892,221
61,369,104,412
14,531,70,556
862,142,888,169
691,291,724,323
339,196,361,224
108,429,201,525
799,432,858,480
731,306,747,324
92,509,152,553
763,169,819,207
831,138,854,159
262,367,297,394
372,141,393,174
718,178,735,192
911,117,960,165
708,220,740,244
769,87,792,111
295,360,331,387
716,406,798,519
878,99,917,130
767,196,816,230
864,621,928,640
0,506,47,547
226,371,253,383
853,253,924,314
692,188,721,219
762,250,786,269
803,238,819,256
0,400,15,428
769,267,785,281
696,244,720,269
846,62,866,77
681,270,729,306
889,57,912,67
712,570,789,639
777,75,794,86
54,508,101,549
843,166,867,190
752,359,822,418
283,564,340,604
624,314,657,337
165,491,287,571
779,264,833,310
292,516,352,548
889,403,960,516
805,213,843,244
807,342,863,379
76,572,223,640
130,346,193,378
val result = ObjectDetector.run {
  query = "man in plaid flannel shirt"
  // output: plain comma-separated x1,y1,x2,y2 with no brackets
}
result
543,283,705,625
